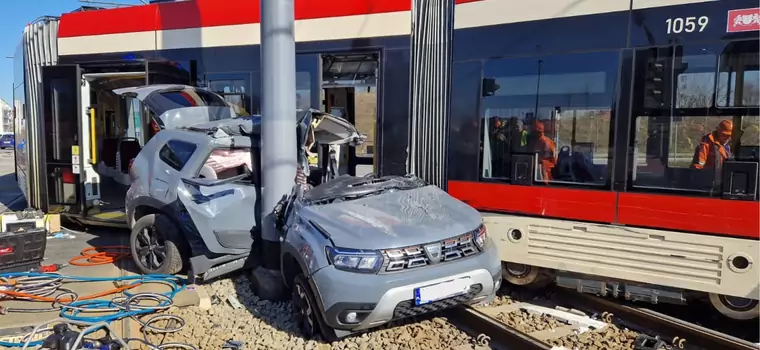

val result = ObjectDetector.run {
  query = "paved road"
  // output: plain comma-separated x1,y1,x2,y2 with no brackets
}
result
0,150,24,213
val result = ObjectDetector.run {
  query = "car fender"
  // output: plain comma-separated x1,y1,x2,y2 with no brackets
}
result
280,233,331,316
282,216,333,272
126,195,175,228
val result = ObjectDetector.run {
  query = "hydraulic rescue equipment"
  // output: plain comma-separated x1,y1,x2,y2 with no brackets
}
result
0,210,47,274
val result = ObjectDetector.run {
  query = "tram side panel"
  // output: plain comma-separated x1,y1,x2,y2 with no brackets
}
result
446,0,760,320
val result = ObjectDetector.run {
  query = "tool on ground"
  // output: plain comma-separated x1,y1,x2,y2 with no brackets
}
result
29,263,67,273
0,226,47,274
0,273,193,349
19,318,128,350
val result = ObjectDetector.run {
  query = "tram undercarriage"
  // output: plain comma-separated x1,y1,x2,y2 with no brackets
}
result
485,212,760,321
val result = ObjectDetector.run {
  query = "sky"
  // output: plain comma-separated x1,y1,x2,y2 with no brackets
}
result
0,0,145,105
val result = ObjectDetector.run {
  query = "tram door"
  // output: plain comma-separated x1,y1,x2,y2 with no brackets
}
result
39,65,90,215
321,53,379,177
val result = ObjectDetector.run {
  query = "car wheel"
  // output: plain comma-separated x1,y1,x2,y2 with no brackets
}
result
130,214,183,275
292,274,337,342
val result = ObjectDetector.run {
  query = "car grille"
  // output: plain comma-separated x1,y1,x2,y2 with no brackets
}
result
392,283,483,320
379,228,482,273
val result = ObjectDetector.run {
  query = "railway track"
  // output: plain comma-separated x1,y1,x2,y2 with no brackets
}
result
447,288,759,350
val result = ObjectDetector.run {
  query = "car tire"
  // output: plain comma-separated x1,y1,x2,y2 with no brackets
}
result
292,273,338,342
130,214,183,275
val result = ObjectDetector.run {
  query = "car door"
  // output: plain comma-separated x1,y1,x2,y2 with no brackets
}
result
176,172,258,255
173,111,363,255
172,132,258,255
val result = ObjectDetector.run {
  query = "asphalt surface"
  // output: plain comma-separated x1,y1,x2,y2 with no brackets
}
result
0,149,25,213
0,148,201,336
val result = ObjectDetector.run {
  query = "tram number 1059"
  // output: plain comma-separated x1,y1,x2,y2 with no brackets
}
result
665,16,709,34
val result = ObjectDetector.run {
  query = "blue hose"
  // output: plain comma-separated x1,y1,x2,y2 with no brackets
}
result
0,273,187,348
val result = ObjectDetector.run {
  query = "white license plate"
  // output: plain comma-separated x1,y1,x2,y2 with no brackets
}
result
414,277,471,306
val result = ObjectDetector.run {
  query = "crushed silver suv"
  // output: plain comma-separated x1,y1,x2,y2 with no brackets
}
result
126,103,502,342
279,172,502,341
125,107,360,279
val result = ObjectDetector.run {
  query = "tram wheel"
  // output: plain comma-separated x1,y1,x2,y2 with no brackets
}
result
502,263,550,289
708,293,759,321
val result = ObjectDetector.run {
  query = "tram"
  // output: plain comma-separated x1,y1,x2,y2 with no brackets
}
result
12,0,759,319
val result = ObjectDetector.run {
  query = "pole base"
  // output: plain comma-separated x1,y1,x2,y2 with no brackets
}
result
249,266,286,301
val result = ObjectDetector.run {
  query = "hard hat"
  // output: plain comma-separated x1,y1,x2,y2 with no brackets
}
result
717,120,733,136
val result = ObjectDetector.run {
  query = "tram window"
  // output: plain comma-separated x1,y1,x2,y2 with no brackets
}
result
716,40,760,108
675,54,717,109
480,51,618,187
630,44,759,196
296,71,311,110
47,79,79,162
207,75,252,116
159,140,197,171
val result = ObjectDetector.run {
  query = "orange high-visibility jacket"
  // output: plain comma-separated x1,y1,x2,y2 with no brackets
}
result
691,133,731,169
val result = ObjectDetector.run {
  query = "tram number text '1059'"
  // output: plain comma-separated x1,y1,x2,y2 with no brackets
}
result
665,16,709,34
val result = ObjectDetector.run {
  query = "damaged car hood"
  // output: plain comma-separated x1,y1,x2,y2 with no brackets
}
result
300,185,482,250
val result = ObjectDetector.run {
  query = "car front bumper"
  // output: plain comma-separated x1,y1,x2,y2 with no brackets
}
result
309,237,502,333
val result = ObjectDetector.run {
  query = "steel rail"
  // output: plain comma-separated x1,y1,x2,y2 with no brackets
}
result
448,305,552,350
554,289,758,350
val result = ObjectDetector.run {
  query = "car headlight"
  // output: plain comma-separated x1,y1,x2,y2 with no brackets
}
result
325,246,383,273
475,224,488,249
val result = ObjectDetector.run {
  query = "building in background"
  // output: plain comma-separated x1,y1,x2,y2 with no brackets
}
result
0,99,11,134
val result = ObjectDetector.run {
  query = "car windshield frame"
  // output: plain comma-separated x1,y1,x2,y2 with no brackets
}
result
303,175,427,204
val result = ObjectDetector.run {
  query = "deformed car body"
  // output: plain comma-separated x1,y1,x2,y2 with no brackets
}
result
126,108,360,279
279,174,502,341
126,106,502,341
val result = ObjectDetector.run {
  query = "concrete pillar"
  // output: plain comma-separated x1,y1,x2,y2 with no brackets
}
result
250,0,297,300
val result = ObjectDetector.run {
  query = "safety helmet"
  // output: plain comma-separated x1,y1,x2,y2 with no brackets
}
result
717,120,733,136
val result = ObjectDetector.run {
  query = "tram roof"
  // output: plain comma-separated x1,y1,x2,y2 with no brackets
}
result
52,0,708,57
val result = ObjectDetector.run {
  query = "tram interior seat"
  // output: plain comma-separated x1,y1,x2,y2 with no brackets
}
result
119,139,142,174
97,137,143,185
552,145,602,183
97,138,120,178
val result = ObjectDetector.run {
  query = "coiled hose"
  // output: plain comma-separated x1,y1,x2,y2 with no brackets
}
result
0,272,194,349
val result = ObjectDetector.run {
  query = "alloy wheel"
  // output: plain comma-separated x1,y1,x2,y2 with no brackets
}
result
134,226,167,270
294,284,317,337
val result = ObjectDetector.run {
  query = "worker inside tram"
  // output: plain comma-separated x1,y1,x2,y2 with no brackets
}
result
632,39,759,198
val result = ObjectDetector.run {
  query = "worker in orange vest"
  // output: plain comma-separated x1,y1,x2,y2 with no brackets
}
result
534,121,557,181
691,120,733,170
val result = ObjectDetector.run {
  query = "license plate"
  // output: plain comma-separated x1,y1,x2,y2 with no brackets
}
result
414,277,471,306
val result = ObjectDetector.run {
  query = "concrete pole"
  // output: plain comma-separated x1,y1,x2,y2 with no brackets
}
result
250,0,297,300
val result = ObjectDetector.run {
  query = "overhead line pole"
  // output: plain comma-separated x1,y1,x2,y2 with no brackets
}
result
251,0,297,300
407,0,456,189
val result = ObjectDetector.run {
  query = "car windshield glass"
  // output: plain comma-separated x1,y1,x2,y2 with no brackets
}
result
304,175,427,204
0,135,12,141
